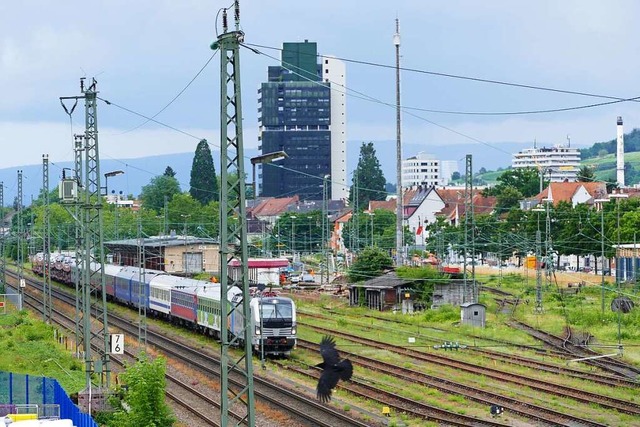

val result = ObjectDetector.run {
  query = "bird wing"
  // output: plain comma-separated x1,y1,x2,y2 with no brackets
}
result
319,335,339,366
337,359,353,381
316,367,340,403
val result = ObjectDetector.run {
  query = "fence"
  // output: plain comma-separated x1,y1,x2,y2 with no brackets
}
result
0,371,97,427
0,292,22,312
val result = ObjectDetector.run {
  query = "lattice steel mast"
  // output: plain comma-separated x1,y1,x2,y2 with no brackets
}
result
17,170,23,303
42,155,52,322
211,2,255,425
73,134,84,357
60,77,110,392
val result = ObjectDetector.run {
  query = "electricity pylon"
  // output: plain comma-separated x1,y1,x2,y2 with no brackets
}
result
211,2,255,425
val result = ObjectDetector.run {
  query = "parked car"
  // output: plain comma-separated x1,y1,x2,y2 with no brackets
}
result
301,273,316,283
290,274,301,284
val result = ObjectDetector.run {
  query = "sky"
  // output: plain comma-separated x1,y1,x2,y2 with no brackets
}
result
2,0,640,198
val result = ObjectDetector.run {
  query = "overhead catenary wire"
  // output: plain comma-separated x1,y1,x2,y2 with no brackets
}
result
243,42,640,104
113,51,219,136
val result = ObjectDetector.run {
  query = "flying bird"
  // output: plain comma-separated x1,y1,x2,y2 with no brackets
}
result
316,335,353,403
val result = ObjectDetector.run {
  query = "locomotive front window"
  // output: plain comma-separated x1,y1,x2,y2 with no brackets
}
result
261,302,292,319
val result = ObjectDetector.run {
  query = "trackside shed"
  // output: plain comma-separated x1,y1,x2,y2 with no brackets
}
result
460,302,486,327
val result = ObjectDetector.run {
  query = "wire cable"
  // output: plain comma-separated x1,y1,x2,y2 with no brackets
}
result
244,42,640,104
112,51,218,136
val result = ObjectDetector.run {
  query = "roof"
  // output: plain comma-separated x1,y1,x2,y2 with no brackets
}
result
535,181,608,206
349,272,413,289
435,189,496,218
461,302,486,308
249,196,299,217
105,235,218,249
228,258,289,268
367,186,428,213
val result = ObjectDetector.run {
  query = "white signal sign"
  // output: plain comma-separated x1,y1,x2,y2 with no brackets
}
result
19,279,26,288
110,334,124,355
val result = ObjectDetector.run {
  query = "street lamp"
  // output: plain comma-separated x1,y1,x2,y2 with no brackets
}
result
594,198,610,314
250,151,288,200
103,170,124,196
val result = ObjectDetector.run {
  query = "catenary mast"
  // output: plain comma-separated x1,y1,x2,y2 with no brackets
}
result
211,1,256,425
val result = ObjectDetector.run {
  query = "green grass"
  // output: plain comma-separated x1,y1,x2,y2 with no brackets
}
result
0,310,85,393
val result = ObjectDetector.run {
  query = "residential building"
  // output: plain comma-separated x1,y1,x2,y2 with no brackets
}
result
402,152,459,187
523,181,608,209
512,145,580,182
258,41,347,201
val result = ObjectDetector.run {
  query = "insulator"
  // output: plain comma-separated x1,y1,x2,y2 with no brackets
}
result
222,9,228,32
234,1,240,22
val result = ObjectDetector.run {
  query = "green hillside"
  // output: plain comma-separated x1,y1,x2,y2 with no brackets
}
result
475,128,640,186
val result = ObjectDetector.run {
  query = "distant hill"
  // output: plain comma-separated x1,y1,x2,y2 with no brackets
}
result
580,128,640,159
5,133,639,206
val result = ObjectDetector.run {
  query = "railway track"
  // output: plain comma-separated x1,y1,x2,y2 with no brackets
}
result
6,278,228,426
296,320,639,425
300,308,639,388
6,269,377,427
509,319,640,380
273,358,512,427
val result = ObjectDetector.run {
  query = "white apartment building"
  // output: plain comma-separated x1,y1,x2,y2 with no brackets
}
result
322,55,348,201
402,152,458,187
512,145,580,182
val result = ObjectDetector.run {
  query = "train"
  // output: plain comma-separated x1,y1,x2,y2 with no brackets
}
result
31,253,297,356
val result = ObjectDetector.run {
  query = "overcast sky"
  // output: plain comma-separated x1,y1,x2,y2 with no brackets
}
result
2,1,639,179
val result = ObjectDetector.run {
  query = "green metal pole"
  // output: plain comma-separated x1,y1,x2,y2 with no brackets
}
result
212,3,255,425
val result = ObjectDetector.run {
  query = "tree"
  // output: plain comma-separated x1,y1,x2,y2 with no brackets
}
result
140,175,181,212
163,166,176,177
347,246,393,282
190,139,218,204
451,171,461,181
495,186,523,211
577,166,595,182
349,142,386,211
101,355,175,427
483,167,540,199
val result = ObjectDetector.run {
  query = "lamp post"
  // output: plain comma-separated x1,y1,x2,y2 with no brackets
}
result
595,198,610,314
250,151,288,199
103,170,124,196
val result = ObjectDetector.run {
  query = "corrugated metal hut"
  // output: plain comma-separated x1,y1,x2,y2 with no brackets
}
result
460,302,486,327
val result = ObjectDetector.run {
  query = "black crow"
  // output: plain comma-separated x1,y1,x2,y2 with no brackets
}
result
316,335,353,403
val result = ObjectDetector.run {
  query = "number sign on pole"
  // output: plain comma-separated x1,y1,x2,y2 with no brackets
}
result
110,334,124,355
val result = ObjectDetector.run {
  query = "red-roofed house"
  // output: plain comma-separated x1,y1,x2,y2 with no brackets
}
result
248,196,299,224
528,182,608,208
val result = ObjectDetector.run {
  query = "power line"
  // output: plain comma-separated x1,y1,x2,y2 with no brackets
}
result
242,44,514,156
243,42,640,104
243,44,640,118
114,51,218,135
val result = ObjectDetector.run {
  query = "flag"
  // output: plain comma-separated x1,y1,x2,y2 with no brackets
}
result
416,224,423,235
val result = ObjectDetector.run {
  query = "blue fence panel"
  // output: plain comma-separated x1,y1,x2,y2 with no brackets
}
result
0,371,97,427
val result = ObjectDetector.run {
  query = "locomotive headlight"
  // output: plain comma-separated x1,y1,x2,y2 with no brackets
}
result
255,326,261,335
291,327,296,335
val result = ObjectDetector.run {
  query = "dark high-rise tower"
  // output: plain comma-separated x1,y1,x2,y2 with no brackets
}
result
258,41,347,200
